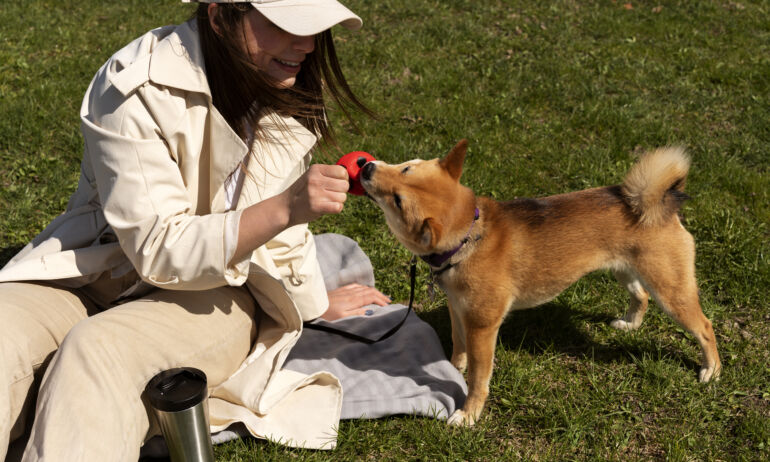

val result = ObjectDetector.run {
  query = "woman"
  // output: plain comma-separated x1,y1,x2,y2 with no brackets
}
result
0,1,388,459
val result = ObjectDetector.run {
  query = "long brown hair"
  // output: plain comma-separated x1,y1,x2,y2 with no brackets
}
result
195,4,373,151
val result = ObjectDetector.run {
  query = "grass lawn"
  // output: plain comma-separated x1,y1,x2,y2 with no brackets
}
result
2,0,768,460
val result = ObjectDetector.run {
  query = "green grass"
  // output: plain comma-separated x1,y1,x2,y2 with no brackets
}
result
2,0,769,460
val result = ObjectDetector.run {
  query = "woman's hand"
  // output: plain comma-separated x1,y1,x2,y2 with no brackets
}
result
283,164,349,227
232,164,348,263
321,283,391,321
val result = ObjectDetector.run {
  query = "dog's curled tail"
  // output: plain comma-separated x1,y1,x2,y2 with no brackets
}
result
621,146,691,227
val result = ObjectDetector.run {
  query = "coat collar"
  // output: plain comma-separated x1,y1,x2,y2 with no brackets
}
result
148,20,211,97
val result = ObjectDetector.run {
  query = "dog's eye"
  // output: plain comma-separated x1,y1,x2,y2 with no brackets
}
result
393,193,402,210
401,166,410,174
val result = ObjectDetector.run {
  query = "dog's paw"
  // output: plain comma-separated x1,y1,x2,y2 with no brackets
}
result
451,354,467,373
447,409,475,427
610,318,640,331
699,365,721,383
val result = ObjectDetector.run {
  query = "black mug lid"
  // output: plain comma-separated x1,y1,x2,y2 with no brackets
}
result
145,367,208,412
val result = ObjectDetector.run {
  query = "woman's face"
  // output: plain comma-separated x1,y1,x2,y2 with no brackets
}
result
241,9,316,88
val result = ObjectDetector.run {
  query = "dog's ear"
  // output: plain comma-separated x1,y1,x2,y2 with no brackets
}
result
439,139,468,181
420,217,442,249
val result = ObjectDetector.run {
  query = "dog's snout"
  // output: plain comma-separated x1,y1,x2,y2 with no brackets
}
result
361,161,376,181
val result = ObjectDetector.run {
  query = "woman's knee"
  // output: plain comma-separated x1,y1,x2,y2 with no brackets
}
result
0,283,83,451
0,283,88,439
0,282,89,362
53,315,133,374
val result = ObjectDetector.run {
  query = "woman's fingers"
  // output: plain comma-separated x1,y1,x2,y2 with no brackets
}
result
336,284,391,307
309,164,349,195
321,284,392,321
286,164,349,225
303,165,347,214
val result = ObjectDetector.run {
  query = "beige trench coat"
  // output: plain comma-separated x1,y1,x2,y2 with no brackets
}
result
0,20,343,449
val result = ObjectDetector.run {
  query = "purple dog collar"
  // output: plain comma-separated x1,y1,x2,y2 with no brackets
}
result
420,207,480,269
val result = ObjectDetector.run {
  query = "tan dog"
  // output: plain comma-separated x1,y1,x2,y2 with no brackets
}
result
360,140,720,426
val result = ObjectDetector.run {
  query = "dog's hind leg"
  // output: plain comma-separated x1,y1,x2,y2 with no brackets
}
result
633,232,721,382
647,281,720,382
610,268,650,331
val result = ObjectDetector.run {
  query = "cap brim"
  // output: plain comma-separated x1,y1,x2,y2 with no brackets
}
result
252,0,362,36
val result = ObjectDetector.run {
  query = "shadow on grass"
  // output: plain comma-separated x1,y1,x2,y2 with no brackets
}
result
0,245,24,268
416,301,700,375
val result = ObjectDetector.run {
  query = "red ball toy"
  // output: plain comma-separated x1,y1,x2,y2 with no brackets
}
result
336,151,376,196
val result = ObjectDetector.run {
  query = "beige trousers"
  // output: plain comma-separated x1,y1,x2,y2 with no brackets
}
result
0,277,258,462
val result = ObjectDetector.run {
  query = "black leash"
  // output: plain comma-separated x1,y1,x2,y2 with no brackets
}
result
303,256,417,344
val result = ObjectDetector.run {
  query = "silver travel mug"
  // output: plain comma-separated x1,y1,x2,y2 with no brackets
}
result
145,367,215,462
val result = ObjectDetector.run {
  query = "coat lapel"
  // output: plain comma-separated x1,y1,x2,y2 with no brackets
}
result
208,110,249,213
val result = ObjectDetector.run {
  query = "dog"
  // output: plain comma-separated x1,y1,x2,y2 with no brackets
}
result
360,140,721,426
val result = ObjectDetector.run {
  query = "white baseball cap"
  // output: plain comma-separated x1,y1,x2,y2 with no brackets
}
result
185,0,362,36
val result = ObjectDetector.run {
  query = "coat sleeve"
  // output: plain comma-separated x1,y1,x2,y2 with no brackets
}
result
265,226,329,321
80,67,249,290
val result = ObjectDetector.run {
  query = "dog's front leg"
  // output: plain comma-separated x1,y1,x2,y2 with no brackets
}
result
448,321,500,427
448,301,467,372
